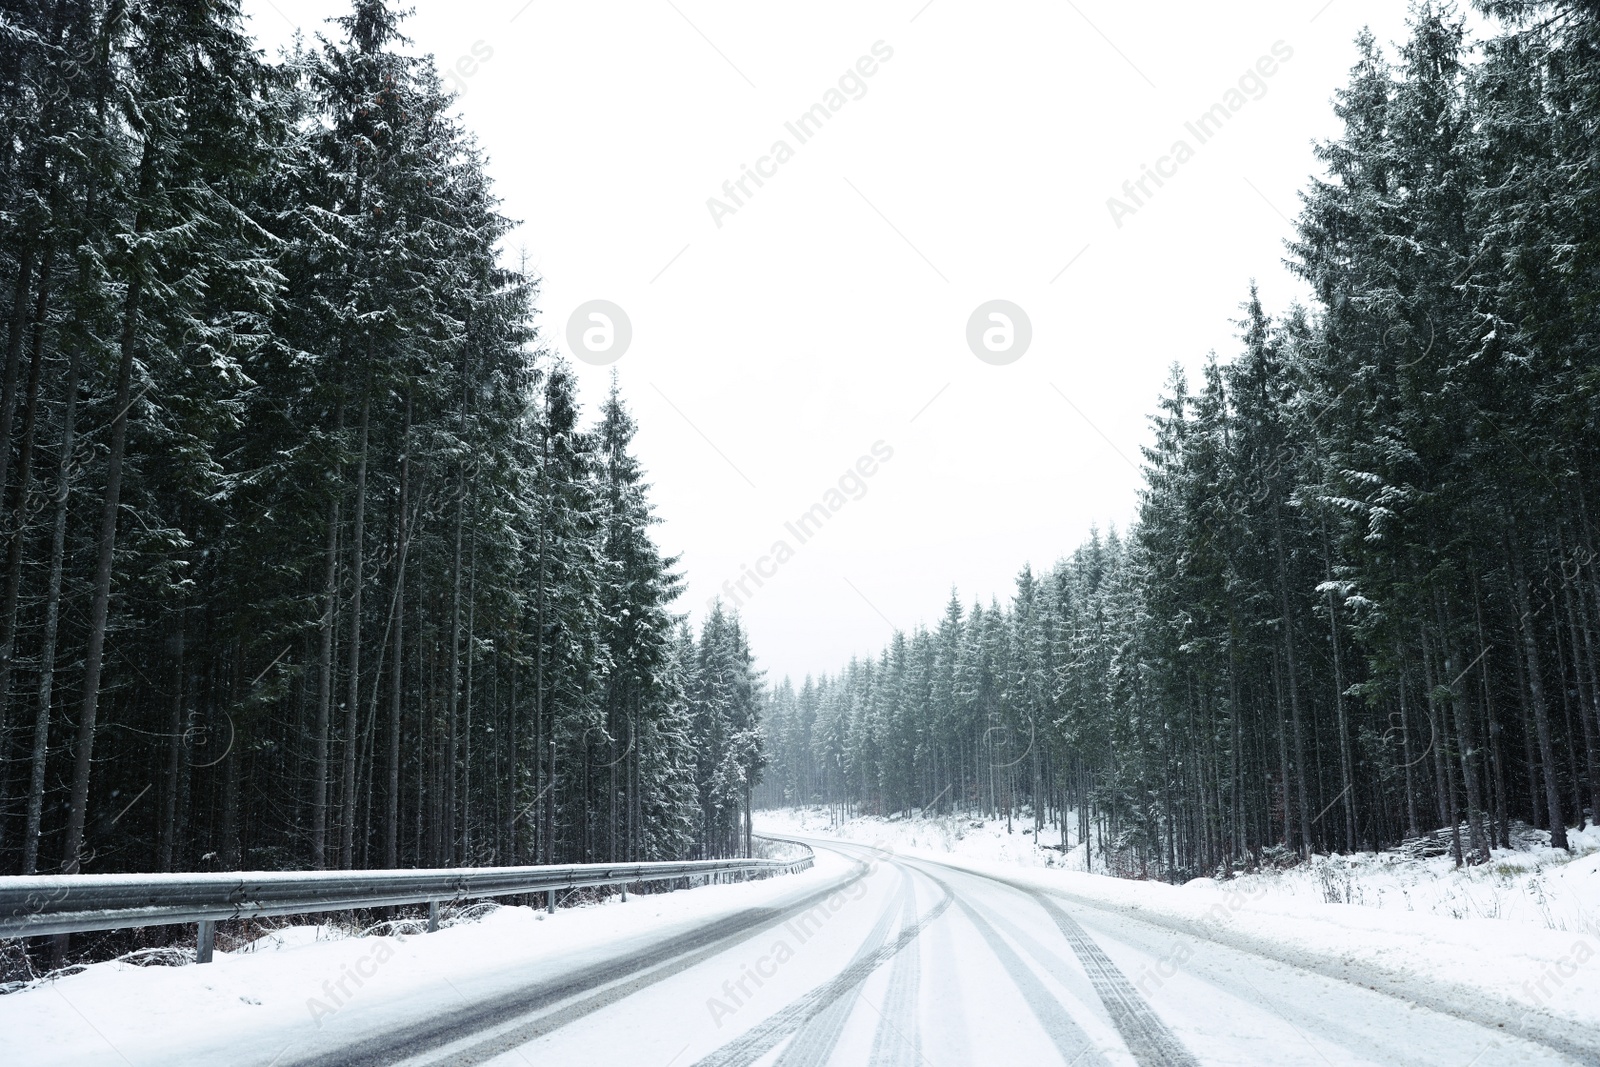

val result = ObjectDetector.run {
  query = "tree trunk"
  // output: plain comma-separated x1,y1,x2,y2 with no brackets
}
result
1395,648,1420,839
21,343,77,875
1272,650,1293,850
1324,578,1357,852
1513,631,1545,831
1512,551,1569,850
1273,523,1312,855
341,394,370,870
461,511,478,862
386,394,410,869
312,403,344,869
536,423,550,864
0,253,51,759
1473,571,1511,848
0,246,35,506
159,619,185,872
60,265,140,875
1561,572,1600,829
1421,632,1465,865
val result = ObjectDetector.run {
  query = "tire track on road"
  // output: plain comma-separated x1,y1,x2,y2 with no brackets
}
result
865,878,924,1067
774,873,906,1067
291,861,870,1067
894,846,1199,1067
913,867,1110,1067
694,872,950,1067
1030,892,1200,1067
942,855,1599,1066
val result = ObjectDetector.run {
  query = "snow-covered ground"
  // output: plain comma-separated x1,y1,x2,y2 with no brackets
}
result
759,807,1600,933
758,807,1600,1038
6,823,1599,1064
0,852,850,1066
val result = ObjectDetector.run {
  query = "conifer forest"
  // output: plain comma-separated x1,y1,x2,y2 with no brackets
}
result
11,1,1600,1061
0,0,764,883
3,0,1600,899
759,3,1600,879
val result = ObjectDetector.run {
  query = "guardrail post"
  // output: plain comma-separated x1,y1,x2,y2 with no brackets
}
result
427,900,439,933
196,920,214,964
546,889,556,914
620,884,629,902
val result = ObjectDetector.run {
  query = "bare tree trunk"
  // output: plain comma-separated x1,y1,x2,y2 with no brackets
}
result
220,664,242,870
386,395,410,869
0,246,35,505
1395,647,1420,839
1448,646,1491,863
608,692,618,863
1325,585,1357,852
1563,570,1600,830
1473,570,1511,848
1272,650,1292,850
22,343,77,875
461,512,478,862
1421,632,1465,865
536,424,550,864
447,469,464,865
1553,602,1586,827
507,657,519,864
1513,635,1545,830
1273,525,1312,857
416,586,428,864
0,254,51,760
312,403,344,869
1512,550,1569,850
60,265,140,875
159,620,185,871
1229,647,1245,860
1081,764,1092,872
341,394,370,869
1432,592,1489,861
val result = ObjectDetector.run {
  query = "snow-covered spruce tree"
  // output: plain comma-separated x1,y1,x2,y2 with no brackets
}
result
593,378,690,861
755,4,1600,878
691,602,764,858
0,1,706,962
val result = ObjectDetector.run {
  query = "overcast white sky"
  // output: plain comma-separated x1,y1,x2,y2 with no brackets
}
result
243,0,1433,685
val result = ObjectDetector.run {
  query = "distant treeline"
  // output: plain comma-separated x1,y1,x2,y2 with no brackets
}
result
757,3,1600,878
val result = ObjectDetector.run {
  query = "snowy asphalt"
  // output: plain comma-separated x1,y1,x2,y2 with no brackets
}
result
267,836,1585,1066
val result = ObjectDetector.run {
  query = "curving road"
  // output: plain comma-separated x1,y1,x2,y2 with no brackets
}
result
288,837,1584,1066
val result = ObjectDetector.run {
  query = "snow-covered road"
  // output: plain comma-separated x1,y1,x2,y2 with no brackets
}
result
310,837,1588,1065
7,837,1591,1065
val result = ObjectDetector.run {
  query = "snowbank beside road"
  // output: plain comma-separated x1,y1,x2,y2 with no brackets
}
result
758,807,1600,933
758,808,1600,1041
0,850,849,1067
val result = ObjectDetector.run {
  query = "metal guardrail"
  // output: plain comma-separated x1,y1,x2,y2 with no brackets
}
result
0,845,814,962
